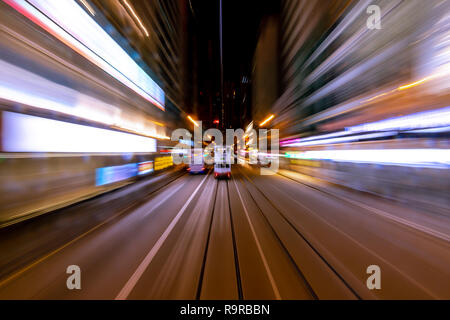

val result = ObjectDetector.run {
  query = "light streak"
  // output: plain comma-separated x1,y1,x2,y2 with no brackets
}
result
122,0,149,37
188,115,199,127
79,0,95,16
260,115,275,127
285,149,450,169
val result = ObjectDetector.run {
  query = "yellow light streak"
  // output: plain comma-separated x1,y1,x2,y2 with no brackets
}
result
79,0,95,16
123,0,149,37
188,115,199,127
397,76,434,91
260,115,275,127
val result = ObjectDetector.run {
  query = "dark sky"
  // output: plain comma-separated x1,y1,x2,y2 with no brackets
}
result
189,0,279,125
222,0,279,81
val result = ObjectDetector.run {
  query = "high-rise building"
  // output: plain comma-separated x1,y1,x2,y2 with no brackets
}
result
91,0,192,129
253,0,449,139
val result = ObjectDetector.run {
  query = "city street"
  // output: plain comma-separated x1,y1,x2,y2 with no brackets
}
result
0,166,448,300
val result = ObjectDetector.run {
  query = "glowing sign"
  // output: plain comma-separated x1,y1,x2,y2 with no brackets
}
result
96,163,138,186
138,161,154,175
2,112,157,153
154,156,173,171
281,107,450,147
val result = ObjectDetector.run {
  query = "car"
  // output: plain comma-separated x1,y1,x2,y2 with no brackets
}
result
189,148,206,174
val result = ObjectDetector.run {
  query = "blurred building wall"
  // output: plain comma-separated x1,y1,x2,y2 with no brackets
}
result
91,0,191,130
251,15,280,124
281,138,450,212
251,0,450,210
264,0,449,138
0,1,185,226
0,154,157,227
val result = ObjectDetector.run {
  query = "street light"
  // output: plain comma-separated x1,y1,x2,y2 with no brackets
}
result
260,115,275,127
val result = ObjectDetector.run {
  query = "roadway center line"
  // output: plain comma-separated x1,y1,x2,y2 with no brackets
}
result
232,178,282,300
115,172,211,300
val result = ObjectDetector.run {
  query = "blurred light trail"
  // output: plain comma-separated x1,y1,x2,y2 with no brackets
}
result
79,0,95,16
112,123,169,140
188,115,200,127
281,131,353,146
2,112,157,153
137,161,154,176
260,115,275,127
282,107,450,147
346,107,450,134
4,0,165,109
282,132,397,147
122,0,149,37
360,72,446,105
285,149,450,169
397,76,435,91
245,122,254,133
0,62,168,140
406,126,450,134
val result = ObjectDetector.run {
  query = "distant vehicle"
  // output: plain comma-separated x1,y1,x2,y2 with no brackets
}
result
188,148,206,174
214,146,232,179
257,153,272,168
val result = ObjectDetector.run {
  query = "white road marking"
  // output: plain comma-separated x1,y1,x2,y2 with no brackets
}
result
115,172,211,300
232,178,282,300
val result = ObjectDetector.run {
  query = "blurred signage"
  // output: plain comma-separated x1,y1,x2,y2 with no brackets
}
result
138,161,154,176
154,156,173,171
290,159,321,168
2,111,156,153
95,163,138,186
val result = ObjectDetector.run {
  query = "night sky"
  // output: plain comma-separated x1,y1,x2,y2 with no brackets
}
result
189,0,279,127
